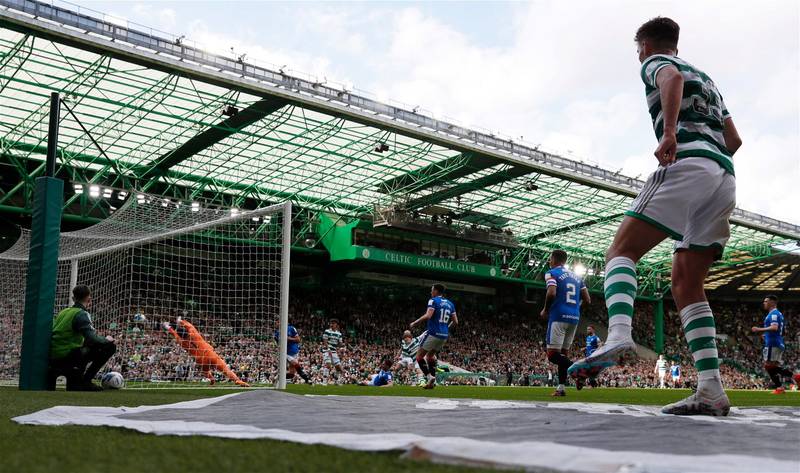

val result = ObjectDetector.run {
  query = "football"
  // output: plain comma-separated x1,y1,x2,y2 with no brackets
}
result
101,371,124,389
133,313,147,323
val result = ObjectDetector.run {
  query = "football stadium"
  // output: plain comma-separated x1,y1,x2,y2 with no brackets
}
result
1,1,799,472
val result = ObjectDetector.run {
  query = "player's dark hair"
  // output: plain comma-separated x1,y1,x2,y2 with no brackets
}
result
635,17,679,50
330,318,339,325
432,283,445,294
766,294,779,303
588,325,594,330
551,249,568,264
72,284,91,303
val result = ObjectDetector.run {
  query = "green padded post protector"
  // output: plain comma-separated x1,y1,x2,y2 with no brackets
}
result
19,176,63,390
654,297,665,354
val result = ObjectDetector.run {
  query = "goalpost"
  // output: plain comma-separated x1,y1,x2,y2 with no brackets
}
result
0,193,290,389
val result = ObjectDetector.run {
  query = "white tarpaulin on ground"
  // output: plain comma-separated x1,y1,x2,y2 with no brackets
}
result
13,391,800,473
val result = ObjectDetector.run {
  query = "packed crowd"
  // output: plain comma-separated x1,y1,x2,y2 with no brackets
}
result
629,300,800,375
0,285,796,390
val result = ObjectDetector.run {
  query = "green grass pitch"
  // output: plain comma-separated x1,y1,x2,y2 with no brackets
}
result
2,385,798,473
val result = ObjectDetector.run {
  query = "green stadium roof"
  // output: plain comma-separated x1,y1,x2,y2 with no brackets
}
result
0,0,798,296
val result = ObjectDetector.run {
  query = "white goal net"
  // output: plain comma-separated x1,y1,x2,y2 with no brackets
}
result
0,194,290,389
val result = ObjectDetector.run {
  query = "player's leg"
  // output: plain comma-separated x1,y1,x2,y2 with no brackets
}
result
423,350,439,389
584,164,690,358
284,355,297,382
413,360,425,386
59,348,101,391
764,360,783,392
765,347,791,393
568,216,667,381
332,353,343,383
416,335,431,381
200,364,215,385
210,356,249,387
292,358,311,384
419,335,445,388
546,322,572,395
321,352,331,384
661,247,730,415
81,342,117,385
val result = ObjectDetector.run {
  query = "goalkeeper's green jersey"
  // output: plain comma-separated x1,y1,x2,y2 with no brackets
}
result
640,54,734,175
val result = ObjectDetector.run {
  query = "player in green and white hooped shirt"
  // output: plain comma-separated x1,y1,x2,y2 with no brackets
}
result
568,17,742,416
321,319,344,384
394,330,426,386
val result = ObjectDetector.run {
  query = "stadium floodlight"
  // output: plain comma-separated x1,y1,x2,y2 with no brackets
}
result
252,216,260,222
89,185,100,198
73,183,83,194
574,263,587,276
231,208,239,215
161,199,169,207
191,201,200,212
102,188,113,198
118,191,128,199
136,194,146,203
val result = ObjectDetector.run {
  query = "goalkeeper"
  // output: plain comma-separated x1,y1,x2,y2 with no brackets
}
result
162,317,249,387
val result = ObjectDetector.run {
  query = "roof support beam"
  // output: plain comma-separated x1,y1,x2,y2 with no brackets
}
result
403,165,531,211
140,96,288,179
377,152,499,195
522,212,624,244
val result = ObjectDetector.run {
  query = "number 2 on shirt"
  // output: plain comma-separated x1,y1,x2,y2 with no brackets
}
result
565,283,577,305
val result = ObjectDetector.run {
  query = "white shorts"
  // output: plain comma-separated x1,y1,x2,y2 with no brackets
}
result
627,158,735,257
420,334,447,352
672,376,681,383
323,351,340,366
546,321,577,350
287,354,298,364
658,371,667,378
763,346,784,363
398,357,417,369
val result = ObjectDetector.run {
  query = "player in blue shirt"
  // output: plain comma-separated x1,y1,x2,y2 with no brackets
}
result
670,362,681,388
584,325,601,388
358,358,394,387
585,325,601,357
274,321,311,384
540,250,590,396
410,283,458,390
751,295,799,394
